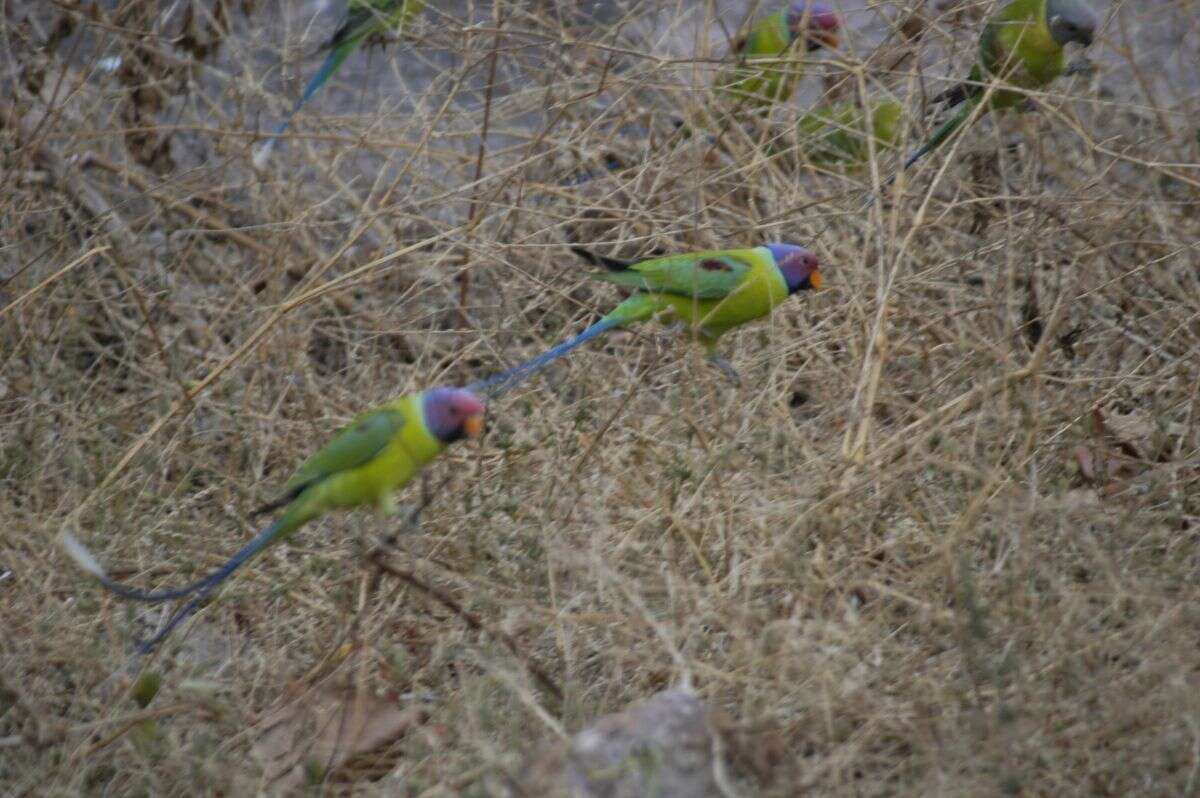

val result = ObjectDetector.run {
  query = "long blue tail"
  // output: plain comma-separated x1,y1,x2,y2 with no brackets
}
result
470,317,621,398
63,518,286,604
63,518,291,651
256,48,348,164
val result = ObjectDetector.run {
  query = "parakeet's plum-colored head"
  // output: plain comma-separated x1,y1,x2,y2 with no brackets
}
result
1047,0,1097,47
766,244,822,294
423,388,486,443
786,2,840,51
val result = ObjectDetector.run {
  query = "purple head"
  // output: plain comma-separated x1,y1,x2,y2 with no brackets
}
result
786,2,840,51
766,243,822,294
422,387,486,444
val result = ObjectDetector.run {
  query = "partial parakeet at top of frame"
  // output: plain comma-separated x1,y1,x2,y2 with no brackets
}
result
472,243,823,394
62,386,484,652
895,0,1097,179
713,1,841,109
254,0,426,167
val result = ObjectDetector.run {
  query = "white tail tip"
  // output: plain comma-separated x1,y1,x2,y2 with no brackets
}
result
252,139,276,170
60,531,108,579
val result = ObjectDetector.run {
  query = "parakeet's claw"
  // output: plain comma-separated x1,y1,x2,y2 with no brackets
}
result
708,354,741,385
367,32,411,49
378,521,420,553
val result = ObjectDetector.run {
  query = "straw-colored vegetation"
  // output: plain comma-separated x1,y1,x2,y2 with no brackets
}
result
2,0,1197,794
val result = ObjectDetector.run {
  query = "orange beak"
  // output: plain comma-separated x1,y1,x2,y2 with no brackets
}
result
463,413,485,439
809,270,823,290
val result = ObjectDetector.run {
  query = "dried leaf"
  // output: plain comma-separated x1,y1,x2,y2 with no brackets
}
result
1073,444,1140,485
253,689,425,792
1101,407,1154,459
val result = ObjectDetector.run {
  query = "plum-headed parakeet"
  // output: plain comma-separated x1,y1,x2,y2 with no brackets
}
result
714,1,840,109
474,243,822,392
62,387,484,651
255,0,426,166
897,0,1096,176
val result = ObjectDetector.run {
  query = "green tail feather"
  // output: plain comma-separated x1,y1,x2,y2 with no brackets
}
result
869,102,974,203
901,102,973,173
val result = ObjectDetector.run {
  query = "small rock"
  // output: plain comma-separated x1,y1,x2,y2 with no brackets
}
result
503,688,729,798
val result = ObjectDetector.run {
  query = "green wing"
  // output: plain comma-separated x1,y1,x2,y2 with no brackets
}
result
283,408,406,493
595,250,758,300
333,0,424,49
977,12,1005,77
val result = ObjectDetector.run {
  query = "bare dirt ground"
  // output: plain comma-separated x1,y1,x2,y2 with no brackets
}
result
2,0,1198,794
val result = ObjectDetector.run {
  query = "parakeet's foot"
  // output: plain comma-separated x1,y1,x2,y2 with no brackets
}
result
380,503,423,549
707,355,741,385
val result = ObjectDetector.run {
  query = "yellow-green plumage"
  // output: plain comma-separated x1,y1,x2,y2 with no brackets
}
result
282,395,444,524
715,10,797,107
890,0,1096,179
972,0,1069,110
712,3,840,110
61,387,484,651
794,97,905,166
599,248,791,352
470,244,822,393
333,0,426,50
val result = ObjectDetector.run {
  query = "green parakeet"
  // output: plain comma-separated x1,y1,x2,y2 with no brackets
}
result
255,0,426,166
898,0,1096,175
714,1,841,108
577,3,839,178
473,243,822,392
794,96,906,165
62,387,485,651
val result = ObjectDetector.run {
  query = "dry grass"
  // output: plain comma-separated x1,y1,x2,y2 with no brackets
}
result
2,0,1198,794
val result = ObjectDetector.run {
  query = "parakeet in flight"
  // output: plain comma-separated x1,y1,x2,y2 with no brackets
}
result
473,244,822,393
62,387,485,651
714,1,840,109
254,0,426,167
895,0,1096,178
793,96,905,166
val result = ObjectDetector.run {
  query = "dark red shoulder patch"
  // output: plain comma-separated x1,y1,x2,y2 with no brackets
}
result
700,259,733,272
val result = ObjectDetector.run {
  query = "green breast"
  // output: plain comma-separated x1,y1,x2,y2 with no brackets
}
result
321,395,442,509
715,11,797,105
980,0,1065,107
